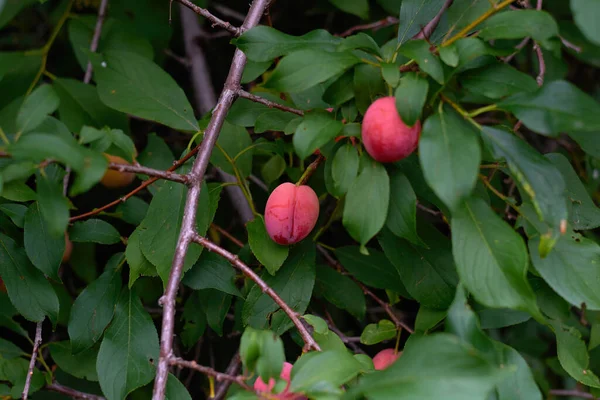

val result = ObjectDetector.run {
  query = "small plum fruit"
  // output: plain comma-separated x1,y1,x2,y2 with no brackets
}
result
361,96,421,163
100,154,136,189
373,348,401,370
265,183,319,245
62,232,73,263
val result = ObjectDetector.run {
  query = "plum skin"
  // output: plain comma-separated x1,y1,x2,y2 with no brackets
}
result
361,96,421,163
100,154,136,188
373,348,401,370
265,183,319,245
254,362,307,399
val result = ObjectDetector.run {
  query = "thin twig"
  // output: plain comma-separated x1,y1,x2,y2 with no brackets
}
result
211,224,245,248
414,0,454,40
83,0,109,83
549,389,597,399
502,37,530,63
296,154,324,186
214,352,242,400
176,0,241,36
338,16,398,38
249,174,269,192
192,234,321,352
46,383,106,400
22,321,43,399
559,35,582,53
108,162,189,184
238,90,304,116
316,245,414,334
212,4,246,22
153,1,275,397
170,357,252,391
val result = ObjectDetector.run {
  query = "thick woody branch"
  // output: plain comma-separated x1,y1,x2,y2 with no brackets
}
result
170,357,252,391
176,0,241,36
47,383,106,400
238,90,304,116
153,1,274,397
108,162,189,184
22,321,43,399
192,234,321,352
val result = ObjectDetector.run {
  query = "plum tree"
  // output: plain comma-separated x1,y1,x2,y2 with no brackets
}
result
62,233,72,263
372,348,401,370
253,362,307,399
361,97,421,163
265,183,319,245
100,154,136,189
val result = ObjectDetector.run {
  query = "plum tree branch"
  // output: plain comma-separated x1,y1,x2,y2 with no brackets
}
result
22,321,43,400
338,16,399,38
153,1,277,397
238,90,304,116
83,0,109,83
170,357,252,391
108,162,189,184
46,382,106,400
192,234,321,352
549,389,597,399
414,0,454,40
175,0,241,36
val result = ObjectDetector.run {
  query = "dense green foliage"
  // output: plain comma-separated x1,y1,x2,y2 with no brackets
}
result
2,0,600,399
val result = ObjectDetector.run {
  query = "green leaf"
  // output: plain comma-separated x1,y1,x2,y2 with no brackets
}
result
293,110,343,159
49,341,99,381
126,228,157,288
183,251,242,297
547,153,600,230
247,216,289,275
381,62,400,87
68,255,122,354
261,154,286,184
323,69,355,107
255,330,286,383
571,0,600,46
530,232,600,310
93,51,198,131
353,64,387,115
329,142,359,196
264,49,359,93
419,105,481,212
339,33,380,55
0,337,24,359
210,121,253,178
139,180,211,285
0,203,26,228
395,72,428,127
198,289,231,336
552,321,600,388
479,10,559,42
165,374,192,400
97,289,159,400
414,307,446,333
138,133,175,172
117,196,149,226
243,242,316,335
451,197,540,317
351,333,505,400
342,157,389,250
24,202,64,280
316,265,366,320
1,181,36,201
36,170,69,238
290,350,363,392
446,285,542,400
16,84,59,134
498,80,600,135
328,0,368,18
0,0,37,29
385,170,424,246
480,126,568,255
460,63,538,99
360,320,397,345
0,233,59,322
399,40,445,84
180,293,206,349
335,246,405,293
254,110,298,134
234,26,340,62
0,357,45,399
379,226,458,309
54,78,129,134
439,44,459,67
398,0,448,45
70,219,121,244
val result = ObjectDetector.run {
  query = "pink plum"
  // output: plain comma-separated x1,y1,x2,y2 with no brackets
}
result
361,96,421,163
265,183,319,245
373,348,401,370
